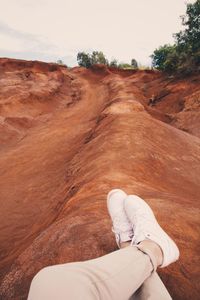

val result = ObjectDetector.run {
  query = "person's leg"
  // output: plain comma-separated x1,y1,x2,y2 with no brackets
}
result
28,244,158,300
28,190,179,300
130,272,172,300
28,261,98,300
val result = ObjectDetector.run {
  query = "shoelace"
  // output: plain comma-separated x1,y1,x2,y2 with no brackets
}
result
131,209,154,245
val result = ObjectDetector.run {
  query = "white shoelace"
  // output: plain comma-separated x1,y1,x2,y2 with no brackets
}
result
130,209,154,245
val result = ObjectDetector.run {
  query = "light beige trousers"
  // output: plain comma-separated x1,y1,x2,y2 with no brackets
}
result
28,246,172,300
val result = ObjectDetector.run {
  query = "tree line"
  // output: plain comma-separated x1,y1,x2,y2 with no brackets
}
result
77,51,138,69
58,0,199,75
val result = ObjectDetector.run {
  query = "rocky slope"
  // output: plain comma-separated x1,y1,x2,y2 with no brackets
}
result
0,58,199,299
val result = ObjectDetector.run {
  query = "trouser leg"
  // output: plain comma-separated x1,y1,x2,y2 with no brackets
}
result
130,272,172,300
28,246,156,300
28,262,98,300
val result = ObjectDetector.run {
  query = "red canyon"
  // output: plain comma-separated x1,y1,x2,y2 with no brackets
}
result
0,58,199,299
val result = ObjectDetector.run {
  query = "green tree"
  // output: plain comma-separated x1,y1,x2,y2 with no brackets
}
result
151,0,200,74
77,52,91,68
77,51,108,68
91,51,108,65
151,44,177,71
175,0,200,53
109,59,118,67
131,58,138,69
175,0,200,72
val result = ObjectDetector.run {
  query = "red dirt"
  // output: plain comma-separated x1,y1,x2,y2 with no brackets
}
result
0,58,199,299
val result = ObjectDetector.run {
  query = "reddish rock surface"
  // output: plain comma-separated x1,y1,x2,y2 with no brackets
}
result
0,58,199,299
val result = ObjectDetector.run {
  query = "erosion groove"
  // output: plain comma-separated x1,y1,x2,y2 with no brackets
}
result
0,59,199,299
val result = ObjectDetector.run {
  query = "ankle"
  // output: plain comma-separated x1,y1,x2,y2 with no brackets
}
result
139,240,163,266
120,241,131,248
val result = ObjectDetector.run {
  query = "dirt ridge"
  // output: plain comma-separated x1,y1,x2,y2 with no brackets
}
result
0,58,199,299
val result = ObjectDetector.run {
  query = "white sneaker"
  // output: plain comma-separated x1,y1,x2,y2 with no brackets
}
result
107,189,133,248
124,195,180,267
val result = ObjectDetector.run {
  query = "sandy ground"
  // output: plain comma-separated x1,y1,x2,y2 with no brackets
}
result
0,58,200,299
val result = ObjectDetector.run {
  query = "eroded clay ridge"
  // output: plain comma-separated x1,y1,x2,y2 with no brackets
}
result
0,58,200,299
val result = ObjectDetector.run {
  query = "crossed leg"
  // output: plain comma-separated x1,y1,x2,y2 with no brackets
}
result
28,245,171,300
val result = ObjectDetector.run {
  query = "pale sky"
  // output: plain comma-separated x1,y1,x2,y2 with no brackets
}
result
0,0,195,66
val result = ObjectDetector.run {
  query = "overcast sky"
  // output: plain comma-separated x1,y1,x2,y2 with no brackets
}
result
0,0,195,66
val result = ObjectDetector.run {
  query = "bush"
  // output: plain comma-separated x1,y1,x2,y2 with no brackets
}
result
77,52,139,70
109,59,118,67
131,58,138,69
77,52,92,68
111,58,138,69
77,51,108,68
118,63,133,69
